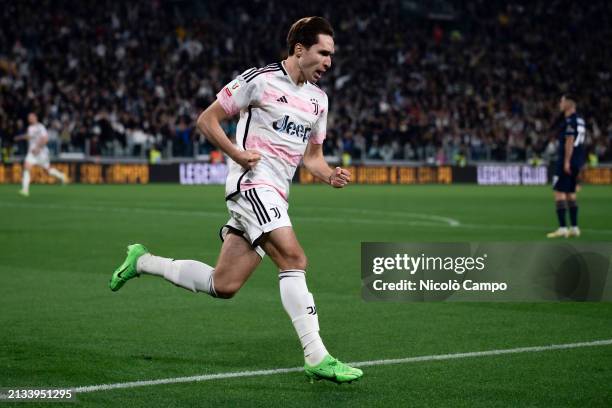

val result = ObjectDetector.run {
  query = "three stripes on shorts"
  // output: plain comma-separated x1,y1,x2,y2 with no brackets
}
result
244,189,271,225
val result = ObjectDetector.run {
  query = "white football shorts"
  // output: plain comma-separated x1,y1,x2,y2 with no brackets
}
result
220,186,291,258
25,148,50,169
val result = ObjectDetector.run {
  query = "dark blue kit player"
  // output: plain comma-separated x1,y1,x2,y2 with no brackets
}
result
547,94,586,238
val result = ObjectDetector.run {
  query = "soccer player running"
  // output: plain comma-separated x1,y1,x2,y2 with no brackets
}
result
109,17,363,384
15,112,67,196
547,94,586,238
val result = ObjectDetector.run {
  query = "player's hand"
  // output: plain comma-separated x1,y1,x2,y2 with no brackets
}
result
234,149,261,170
329,167,351,188
564,162,571,175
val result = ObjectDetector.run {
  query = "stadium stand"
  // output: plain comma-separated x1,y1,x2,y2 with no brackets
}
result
0,0,610,164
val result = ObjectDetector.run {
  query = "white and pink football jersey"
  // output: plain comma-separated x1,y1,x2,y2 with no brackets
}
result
216,61,328,202
27,123,48,153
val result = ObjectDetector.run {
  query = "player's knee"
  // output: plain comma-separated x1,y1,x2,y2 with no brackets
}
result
213,284,239,299
215,289,237,299
283,251,308,270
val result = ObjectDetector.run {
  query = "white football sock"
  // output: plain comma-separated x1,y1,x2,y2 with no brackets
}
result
48,167,66,182
279,269,328,366
22,169,30,192
137,254,216,296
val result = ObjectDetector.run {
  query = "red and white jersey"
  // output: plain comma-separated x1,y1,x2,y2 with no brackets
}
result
216,61,328,202
27,123,48,153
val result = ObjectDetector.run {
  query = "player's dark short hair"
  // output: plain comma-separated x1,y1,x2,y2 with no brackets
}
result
287,17,334,56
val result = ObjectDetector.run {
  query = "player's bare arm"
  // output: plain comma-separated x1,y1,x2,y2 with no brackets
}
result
196,101,261,170
303,142,351,188
564,136,574,175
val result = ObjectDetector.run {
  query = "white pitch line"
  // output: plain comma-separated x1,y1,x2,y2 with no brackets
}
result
348,338,612,367
0,202,457,228
310,207,461,227
73,338,612,393
3,201,612,234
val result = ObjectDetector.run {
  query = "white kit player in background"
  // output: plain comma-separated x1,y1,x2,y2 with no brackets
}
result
109,17,363,383
15,112,67,196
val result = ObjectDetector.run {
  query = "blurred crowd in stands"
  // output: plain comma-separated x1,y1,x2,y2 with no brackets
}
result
1,0,610,164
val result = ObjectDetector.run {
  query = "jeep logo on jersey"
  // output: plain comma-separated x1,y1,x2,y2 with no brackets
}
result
272,115,312,142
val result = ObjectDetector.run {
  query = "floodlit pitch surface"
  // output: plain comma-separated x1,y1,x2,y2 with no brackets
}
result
1,184,611,407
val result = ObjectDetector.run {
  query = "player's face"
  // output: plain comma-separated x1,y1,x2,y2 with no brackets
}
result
28,113,37,124
299,34,334,83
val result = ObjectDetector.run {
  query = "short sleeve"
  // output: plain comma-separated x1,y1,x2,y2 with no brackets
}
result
216,68,263,116
563,118,578,138
310,99,328,145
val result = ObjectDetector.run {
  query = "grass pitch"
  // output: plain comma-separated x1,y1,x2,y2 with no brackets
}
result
0,184,611,407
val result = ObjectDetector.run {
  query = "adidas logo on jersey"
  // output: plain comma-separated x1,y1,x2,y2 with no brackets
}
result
272,115,312,142
276,96,288,103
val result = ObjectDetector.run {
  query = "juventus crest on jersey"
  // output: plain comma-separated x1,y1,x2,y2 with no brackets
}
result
216,62,328,201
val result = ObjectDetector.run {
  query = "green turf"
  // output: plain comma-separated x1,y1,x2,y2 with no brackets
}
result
0,184,611,407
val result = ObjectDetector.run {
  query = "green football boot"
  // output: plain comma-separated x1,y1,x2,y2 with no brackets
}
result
304,355,363,384
109,244,148,292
